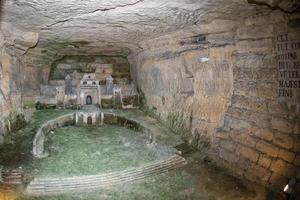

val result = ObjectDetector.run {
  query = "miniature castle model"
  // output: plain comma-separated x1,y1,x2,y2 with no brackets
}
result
77,74,101,106
35,67,138,109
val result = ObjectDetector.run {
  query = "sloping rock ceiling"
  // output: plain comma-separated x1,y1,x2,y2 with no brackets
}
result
0,0,273,64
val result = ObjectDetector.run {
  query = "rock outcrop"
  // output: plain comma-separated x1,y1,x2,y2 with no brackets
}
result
248,0,300,12
0,22,39,143
0,0,299,190
130,11,300,189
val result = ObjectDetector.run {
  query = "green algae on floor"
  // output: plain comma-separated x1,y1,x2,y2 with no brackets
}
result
17,154,267,200
0,109,74,169
30,125,175,177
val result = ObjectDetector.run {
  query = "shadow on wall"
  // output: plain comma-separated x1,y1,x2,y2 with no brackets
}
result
0,0,4,21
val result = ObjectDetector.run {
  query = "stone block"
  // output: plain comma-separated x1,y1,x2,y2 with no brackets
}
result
294,121,300,135
233,67,255,82
273,132,294,150
225,116,252,131
219,149,237,164
277,148,295,163
253,128,274,141
245,14,270,26
232,132,258,148
269,173,289,189
57,63,72,69
271,117,294,134
236,156,252,170
237,25,274,40
294,155,300,166
256,84,277,100
294,141,300,152
201,19,239,34
236,144,259,162
0,119,7,138
244,172,260,183
226,107,271,128
258,154,272,168
231,95,268,113
235,53,275,69
220,139,236,152
270,159,298,177
0,134,4,145
236,38,273,54
249,163,272,182
180,77,194,94
206,32,235,46
256,68,277,83
267,101,290,116
214,131,230,139
256,141,279,157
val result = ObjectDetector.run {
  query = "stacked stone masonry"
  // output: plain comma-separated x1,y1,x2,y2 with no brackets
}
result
1,0,300,192
130,11,300,189
214,13,300,189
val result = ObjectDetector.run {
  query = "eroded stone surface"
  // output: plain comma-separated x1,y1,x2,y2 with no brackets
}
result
0,0,300,191
1,0,271,59
248,0,300,12
130,10,300,189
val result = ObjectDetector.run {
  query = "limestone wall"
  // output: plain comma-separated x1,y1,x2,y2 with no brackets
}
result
0,42,24,142
130,11,300,188
130,19,238,147
50,55,131,84
213,12,300,189
0,22,39,143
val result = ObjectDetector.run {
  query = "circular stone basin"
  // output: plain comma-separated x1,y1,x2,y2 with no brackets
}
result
32,125,176,178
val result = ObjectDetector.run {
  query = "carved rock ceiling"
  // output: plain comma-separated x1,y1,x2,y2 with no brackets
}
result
1,0,273,58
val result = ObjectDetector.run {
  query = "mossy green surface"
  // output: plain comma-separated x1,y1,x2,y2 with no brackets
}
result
30,125,174,177
0,108,261,199
0,110,74,169
0,109,178,175
23,100,36,109
5,111,27,133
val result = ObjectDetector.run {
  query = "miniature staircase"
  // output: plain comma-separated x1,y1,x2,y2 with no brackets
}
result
26,155,187,196
1,169,23,186
175,143,194,156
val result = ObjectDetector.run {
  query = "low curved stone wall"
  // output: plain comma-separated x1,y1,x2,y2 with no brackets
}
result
32,111,152,158
32,113,75,158
103,113,146,133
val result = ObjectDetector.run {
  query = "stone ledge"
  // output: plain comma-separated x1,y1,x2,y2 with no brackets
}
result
26,155,187,196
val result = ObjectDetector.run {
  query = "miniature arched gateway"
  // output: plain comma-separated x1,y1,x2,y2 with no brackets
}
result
86,95,92,105
77,74,101,105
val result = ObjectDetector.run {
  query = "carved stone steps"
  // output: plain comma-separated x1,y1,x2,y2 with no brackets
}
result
30,155,181,184
26,155,186,196
1,170,23,186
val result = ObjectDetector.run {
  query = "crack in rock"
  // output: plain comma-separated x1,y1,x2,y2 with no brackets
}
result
42,0,144,29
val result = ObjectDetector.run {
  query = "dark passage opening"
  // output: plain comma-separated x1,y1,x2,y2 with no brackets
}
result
86,95,92,105
87,116,93,125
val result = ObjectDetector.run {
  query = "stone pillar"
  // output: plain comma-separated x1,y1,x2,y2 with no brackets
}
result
0,118,7,144
106,75,114,94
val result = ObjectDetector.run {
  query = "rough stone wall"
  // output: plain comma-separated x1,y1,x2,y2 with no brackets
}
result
130,11,300,188
50,55,131,84
130,19,238,146
0,45,24,143
213,12,300,189
0,22,39,143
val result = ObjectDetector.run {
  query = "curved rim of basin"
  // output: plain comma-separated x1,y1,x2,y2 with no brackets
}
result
26,154,187,196
28,110,186,196
32,111,150,159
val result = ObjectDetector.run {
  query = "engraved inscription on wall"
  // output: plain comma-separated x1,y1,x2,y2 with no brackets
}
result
276,30,300,104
